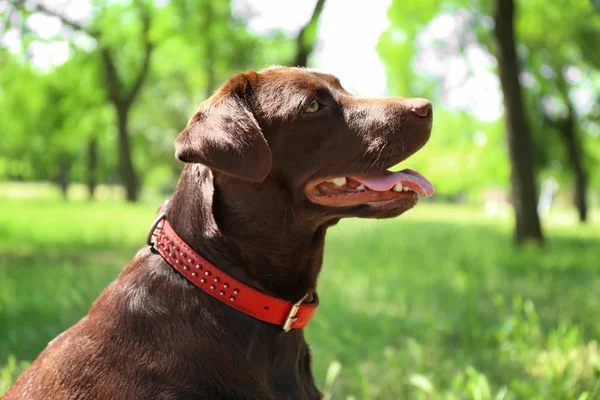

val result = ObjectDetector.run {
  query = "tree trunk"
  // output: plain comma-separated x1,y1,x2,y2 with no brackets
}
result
86,137,98,200
293,0,327,67
19,1,152,203
58,156,70,201
493,0,543,244
97,2,152,203
116,107,138,202
560,104,588,222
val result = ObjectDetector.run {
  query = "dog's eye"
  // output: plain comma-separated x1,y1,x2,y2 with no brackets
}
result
305,99,320,113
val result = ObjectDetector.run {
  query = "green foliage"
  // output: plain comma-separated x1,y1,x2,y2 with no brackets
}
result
0,48,115,183
3,0,600,397
393,109,509,194
377,0,509,195
1,190,598,398
377,0,600,196
0,0,295,192
0,357,30,396
2,0,599,204
517,0,600,186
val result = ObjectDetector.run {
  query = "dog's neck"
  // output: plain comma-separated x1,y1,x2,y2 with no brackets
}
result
165,165,325,398
167,164,332,302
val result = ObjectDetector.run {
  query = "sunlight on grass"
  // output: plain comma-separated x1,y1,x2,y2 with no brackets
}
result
0,196,599,399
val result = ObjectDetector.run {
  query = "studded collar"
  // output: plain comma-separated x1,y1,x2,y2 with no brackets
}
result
147,213,319,332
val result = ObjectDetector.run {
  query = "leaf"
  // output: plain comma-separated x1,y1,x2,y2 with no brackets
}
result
408,373,434,393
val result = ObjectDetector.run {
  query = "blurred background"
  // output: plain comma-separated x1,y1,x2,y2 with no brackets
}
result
1,0,599,398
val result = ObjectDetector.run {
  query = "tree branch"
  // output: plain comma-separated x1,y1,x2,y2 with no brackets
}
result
101,47,124,108
13,0,153,110
293,0,326,67
12,0,123,106
12,0,100,38
123,0,153,106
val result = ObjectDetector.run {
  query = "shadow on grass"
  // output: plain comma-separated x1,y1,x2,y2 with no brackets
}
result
309,219,600,397
1,209,599,398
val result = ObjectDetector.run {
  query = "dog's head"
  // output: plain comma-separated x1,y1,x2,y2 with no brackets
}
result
175,67,433,221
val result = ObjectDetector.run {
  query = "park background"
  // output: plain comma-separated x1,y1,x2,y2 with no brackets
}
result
1,0,600,398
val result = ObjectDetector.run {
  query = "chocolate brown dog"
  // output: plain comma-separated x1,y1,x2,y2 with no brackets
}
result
3,67,434,400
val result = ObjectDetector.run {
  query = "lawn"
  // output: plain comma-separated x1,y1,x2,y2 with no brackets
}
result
1,193,599,399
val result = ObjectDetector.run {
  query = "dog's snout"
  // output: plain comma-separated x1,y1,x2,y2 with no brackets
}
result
408,98,432,118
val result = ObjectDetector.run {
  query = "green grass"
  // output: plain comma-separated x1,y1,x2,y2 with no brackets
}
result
1,194,599,399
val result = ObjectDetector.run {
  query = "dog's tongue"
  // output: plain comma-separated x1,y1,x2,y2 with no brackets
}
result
351,169,435,197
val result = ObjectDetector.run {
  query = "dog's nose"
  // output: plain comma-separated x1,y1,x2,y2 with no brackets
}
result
408,98,432,118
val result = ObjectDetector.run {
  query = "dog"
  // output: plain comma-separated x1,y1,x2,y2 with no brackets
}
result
3,66,433,400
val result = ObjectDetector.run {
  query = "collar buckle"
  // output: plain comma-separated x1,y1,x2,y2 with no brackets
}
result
282,293,309,332
146,211,166,246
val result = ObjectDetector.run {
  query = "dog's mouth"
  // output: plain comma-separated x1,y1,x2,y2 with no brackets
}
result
305,169,434,207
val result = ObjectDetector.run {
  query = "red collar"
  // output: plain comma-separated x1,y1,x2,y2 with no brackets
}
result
147,213,319,332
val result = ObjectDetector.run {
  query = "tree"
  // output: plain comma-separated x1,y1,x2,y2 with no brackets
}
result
493,0,543,243
13,0,153,202
377,0,600,239
0,0,312,199
0,49,104,196
292,0,327,67
557,92,588,222
535,71,590,223
376,0,544,243
518,0,600,223
98,2,152,202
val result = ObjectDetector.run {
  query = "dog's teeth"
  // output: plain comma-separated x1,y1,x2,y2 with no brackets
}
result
392,183,404,192
403,187,410,192
355,184,366,191
330,177,347,187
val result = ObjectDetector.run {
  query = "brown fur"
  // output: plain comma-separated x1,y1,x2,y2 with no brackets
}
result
3,67,432,400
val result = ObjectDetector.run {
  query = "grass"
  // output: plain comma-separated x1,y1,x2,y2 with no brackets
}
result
1,191,599,399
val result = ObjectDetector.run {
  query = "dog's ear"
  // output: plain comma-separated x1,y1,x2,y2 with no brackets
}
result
175,72,272,183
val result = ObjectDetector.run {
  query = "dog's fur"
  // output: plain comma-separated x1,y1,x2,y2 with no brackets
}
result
4,67,432,400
